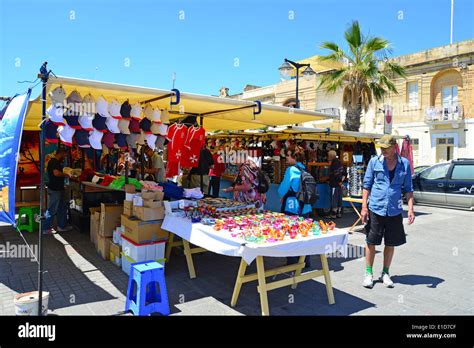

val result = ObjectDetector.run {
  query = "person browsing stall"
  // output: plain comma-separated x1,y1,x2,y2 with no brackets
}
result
361,135,415,289
42,147,73,235
328,150,346,219
278,145,312,268
143,145,165,183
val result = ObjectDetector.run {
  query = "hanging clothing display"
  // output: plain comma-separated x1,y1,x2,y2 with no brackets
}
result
181,125,206,168
165,123,188,178
400,138,414,175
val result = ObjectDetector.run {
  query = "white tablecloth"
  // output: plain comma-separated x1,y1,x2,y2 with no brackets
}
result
162,215,349,264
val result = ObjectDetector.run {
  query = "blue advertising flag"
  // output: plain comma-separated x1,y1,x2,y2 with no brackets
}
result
0,89,32,226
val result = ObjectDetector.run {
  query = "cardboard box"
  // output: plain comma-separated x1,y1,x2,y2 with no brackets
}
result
133,206,165,221
124,184,136,194
99,203,123,237
143,199,164,209
109,241,121,267
121,214,168,244
97,235,112,260
141,191,164,201
89,207,101,246
123,201,133,216
21,188,37,202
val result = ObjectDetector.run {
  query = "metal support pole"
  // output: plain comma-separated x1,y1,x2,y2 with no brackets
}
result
37,67,48,316
295,66,300,109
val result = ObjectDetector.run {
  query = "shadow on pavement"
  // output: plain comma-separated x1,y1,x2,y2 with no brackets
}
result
390,274,445,288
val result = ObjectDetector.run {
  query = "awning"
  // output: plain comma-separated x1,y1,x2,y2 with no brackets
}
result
208,126,394,143
23,76,336,131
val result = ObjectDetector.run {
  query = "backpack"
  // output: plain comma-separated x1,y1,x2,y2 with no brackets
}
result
256,169,271,194
294,164,319,207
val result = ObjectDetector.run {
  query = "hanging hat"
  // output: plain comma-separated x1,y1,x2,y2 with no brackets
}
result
65,90,82,117
44,120,58,143
49,86,66,105
108,99,122,119
89,129,104,150
92,113,108,132
79,113,94,131
105,116,121,134
58,124,75,147
96,96,111,118
118,119,131,134
152,108,162,123
130,103,143,120
143,103,154,121
102,132,115,149
46,104,66,126
81,94,96,116
140,118,152,134
115,133,128,149
128,118,141,134
75,129,91,148
120,100,132,119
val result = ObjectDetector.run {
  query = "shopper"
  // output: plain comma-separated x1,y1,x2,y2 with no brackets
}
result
361,135,415,288
208,146,226,198
222,158,265,208
328,150,345,218
143,146,165,183
278,145,312,268
42,147,73,235
188,144,214,194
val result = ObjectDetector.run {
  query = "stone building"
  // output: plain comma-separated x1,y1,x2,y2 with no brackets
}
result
230,39,474,165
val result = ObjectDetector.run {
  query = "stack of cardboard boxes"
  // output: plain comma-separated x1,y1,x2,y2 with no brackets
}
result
117,186,169,274
89,203,123,260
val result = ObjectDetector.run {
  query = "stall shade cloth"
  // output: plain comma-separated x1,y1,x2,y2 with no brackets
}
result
22,76,336,131
161,215,348,265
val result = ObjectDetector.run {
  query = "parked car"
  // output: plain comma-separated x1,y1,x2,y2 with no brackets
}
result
411,159,474,210
413,165,430,176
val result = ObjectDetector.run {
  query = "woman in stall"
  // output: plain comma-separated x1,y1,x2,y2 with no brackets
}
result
222,158,266,208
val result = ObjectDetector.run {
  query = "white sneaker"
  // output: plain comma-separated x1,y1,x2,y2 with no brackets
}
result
380,272,394,288
362,273,374,288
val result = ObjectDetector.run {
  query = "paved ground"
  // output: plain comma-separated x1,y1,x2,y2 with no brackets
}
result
0,204,473,315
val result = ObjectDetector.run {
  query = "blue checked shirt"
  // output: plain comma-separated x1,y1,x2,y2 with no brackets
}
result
363,155,414,217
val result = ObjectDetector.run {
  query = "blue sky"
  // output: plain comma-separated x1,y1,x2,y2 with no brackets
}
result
1,0,473,98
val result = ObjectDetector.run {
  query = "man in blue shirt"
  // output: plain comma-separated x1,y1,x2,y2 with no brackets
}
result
361,135,415,288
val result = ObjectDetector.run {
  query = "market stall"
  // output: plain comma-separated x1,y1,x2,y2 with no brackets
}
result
21,75,335,232
207,127,394,213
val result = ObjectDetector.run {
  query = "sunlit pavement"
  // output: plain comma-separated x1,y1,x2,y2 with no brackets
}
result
0,204,472,315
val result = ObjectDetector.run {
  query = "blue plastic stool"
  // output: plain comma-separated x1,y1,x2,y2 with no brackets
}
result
125,261,170,316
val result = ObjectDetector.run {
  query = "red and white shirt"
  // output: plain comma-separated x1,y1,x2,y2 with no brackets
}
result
166,123,188,163
181,126,206,168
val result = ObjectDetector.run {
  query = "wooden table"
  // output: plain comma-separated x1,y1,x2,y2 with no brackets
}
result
342,197,365,233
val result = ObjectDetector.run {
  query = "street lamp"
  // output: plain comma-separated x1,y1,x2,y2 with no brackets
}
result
278,58,316,108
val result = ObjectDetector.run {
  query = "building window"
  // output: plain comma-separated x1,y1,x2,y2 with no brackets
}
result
442,85,458,111
407,81,419,106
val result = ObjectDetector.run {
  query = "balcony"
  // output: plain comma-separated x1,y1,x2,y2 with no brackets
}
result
425,105,464,128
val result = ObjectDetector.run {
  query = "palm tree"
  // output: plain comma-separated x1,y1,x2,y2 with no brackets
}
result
318,21,406,131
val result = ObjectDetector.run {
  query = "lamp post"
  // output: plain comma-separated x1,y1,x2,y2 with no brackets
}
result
279,59,316,109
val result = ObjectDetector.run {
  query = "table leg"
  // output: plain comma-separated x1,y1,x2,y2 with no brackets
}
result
291,256,306,290
256,256,270,316
230,258,248,307
165,232,175,262
182,239,196,279
349,202,362,233
320,254,335,305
